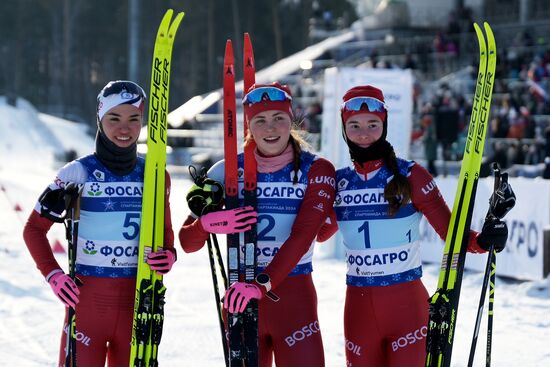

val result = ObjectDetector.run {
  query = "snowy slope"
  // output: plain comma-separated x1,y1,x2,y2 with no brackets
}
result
0,100,549,366
38,112,94,158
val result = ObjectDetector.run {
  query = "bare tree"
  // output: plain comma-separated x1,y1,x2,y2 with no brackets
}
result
271,0,283,60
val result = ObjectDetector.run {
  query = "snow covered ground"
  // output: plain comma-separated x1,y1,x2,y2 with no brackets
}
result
1,98,549,366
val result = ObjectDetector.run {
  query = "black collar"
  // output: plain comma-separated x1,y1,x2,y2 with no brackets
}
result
347,139,393,164
94,130,137,176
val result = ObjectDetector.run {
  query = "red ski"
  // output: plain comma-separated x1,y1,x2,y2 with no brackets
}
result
223,40,243,366
241,32,259,366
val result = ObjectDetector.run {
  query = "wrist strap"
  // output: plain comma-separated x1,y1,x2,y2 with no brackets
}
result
45,269,63,283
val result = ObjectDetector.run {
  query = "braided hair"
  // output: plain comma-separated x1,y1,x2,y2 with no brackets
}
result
382,148,411,216
288,128,309,185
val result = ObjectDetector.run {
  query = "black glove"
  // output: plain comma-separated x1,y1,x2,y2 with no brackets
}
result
488,172,515,219
38,182,82,222
477,218,508,253
186,166,224,217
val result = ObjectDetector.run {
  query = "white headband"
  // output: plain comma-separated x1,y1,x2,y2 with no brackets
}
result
97,92,145,122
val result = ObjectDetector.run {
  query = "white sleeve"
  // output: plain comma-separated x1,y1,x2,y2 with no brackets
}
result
50,160,88,189
33,160,88,213
207,159,226,184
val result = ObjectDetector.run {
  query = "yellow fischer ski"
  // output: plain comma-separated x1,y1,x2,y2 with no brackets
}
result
425,22,496,367
130,9,184,367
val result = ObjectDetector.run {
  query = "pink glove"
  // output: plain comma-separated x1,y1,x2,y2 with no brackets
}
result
147,249,176,275
48,272,80,308
200,206,257,234
223,282,262,313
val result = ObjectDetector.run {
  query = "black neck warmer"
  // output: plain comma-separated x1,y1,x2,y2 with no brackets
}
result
94,130,137,176
345,119,394,164
347,138,393,164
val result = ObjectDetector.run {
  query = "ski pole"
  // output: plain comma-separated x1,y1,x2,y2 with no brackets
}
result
206,234,229,366
467,244,494,367
64,214,77,367
486,248,496,366
211,233,228,289
187,165,229,364
467,162,501,367
64,186,82,367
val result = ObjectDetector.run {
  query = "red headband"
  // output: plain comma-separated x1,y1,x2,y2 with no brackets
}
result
243,82,293,122
341,85,387,123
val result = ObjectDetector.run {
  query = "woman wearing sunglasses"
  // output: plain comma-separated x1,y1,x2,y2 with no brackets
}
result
326,85,509,366
23,80,176,366
179,82,335,366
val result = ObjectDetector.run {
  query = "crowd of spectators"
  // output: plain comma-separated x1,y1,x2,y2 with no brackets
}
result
413,27,550,178
286,9,550,179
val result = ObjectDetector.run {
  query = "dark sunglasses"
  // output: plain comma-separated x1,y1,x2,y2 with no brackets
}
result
341,97,386,113
242,86,292,105
101,80,146,99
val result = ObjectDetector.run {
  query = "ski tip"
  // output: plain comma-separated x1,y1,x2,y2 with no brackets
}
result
243,33,254,58
168,11,185,38
157,9,174,37
243,32,255,89
472,22,487,54
473,22,482,35
244,32,254,50
224,40,235,75
163,8,174,20
225,39,234,56
244,32,253,48
483,22,496,47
